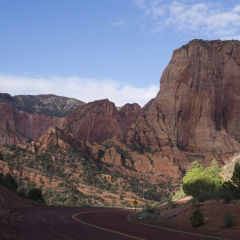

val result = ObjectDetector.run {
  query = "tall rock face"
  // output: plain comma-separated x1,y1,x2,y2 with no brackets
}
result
0,93,84,117
0,103,64,145
128,39,240,165
118,103,142,137
63,99,142,143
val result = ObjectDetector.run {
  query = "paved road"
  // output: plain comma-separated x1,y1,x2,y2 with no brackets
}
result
11,206,209,240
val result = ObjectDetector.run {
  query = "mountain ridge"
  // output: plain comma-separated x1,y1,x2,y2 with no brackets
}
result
0,93,85,117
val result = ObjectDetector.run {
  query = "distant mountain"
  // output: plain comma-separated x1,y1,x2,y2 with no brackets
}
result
0,93,85,117
0,103,64,145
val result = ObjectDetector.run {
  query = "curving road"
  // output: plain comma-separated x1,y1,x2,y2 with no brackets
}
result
11,207,209,240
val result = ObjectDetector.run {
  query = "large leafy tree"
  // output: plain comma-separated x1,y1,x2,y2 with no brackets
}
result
182,160,223,197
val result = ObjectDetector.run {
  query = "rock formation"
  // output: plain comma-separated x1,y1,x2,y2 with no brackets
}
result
118,103,142,136
63,99,142,143
0,93,84,117
35,126,89,154
128,39,240,167
0,103,64,145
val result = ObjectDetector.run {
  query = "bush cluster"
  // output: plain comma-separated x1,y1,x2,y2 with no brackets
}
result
190,207,204,228
0,173,18,190
182,159,240,201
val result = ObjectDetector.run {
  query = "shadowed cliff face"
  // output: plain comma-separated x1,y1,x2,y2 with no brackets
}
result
63,99,142,143
128,39,240,162
0,103,64,145
119,103,142,137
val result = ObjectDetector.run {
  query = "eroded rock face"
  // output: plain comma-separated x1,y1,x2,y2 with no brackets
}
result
128,39,240,166
0,93,84,117
0,103,64,145
63,99,142,143
119,103,142,137
36,126,89,154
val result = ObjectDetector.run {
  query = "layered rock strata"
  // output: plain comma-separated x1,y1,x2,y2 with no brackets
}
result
0,103,64,145
36,126,89,155
128,39,240,166
63,99,142,143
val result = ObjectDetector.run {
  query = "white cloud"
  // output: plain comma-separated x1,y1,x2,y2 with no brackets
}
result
133,0,146,9
109,21,126,26
134,1,240,40
0,75,159,107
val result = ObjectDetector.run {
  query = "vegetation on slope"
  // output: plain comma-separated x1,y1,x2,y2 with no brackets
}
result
173,158,240,203
0,144,175,207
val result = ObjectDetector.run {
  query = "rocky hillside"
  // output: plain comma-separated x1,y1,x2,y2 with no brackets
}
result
0,132,178,208
63,99,142,143
35,126,180,179
128,39,240,168
0,93,84,117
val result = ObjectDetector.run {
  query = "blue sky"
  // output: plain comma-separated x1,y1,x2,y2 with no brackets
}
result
1,0,240,106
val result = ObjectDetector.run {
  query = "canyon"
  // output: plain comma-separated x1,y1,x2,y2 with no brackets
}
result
1,39,240,207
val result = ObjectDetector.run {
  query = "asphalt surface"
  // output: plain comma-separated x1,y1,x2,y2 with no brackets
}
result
11,206,209,240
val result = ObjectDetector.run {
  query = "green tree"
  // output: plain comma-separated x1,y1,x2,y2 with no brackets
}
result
204,158,221,178
231,161,240,192
0,151,3,160
28,188,45,204
190,207,204,227
182,160,223,197
223,161,240,195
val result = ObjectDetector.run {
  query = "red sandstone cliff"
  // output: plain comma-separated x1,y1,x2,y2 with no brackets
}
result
118,103,142,137
35,126,89,154
63,99,142,143
0,103,64,145
128,39,240,166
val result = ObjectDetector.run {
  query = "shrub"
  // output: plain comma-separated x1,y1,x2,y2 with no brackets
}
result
28,188,45,204
99,149,105,158
197,192,215,202
17,186,27,196
221,162,240,199
0,152,3,160
216,189,234,203
231,162,240,193
188,197,197,203
138,211,152,220
129,142,144,154
223,213,235,227
0,173,18,191
140,204,160,220
172,186,186,200
9,145,16,151
190,207,204,228
145,205,156,214
167,200,177,208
